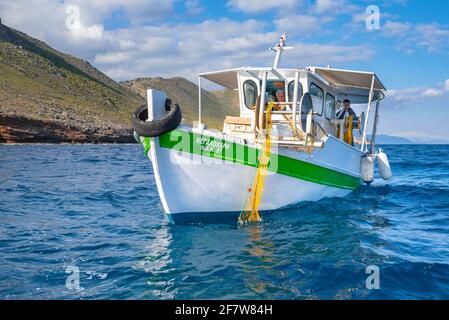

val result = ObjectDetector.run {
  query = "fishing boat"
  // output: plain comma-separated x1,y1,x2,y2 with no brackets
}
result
132,34,392,223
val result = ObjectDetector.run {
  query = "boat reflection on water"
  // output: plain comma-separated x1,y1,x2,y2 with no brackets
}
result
240,223,276,295
134,224,177,299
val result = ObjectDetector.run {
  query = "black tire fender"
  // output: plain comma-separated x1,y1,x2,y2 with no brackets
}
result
132,99,182,137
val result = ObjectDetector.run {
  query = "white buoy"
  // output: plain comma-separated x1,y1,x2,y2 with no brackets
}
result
361,154,375,185
377,148,392,180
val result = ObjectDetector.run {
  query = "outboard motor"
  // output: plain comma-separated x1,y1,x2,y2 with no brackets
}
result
377,148,392,180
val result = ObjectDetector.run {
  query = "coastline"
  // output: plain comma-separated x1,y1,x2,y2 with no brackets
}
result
0,115,135,144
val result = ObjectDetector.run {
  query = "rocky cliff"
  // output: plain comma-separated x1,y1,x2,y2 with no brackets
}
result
0,21,143,143
0,21,240,143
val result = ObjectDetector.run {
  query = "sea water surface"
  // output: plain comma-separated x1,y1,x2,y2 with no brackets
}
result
0,144,448,299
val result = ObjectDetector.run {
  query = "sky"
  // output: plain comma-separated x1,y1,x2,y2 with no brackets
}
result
0,0,448,140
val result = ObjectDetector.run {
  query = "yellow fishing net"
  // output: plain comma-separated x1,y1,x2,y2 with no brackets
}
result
239,102,275,224
344,115,353,145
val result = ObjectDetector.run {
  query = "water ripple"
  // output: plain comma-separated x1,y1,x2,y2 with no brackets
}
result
0,144,448,299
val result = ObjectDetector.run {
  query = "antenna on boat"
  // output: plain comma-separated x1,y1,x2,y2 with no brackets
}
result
271,33,293,69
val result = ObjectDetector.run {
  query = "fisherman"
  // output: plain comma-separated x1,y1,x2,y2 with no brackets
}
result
337,99,356,119
337,99,356,146
275,89,286,103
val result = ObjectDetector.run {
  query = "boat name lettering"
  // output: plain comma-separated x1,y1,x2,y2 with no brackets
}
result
195,137,231,153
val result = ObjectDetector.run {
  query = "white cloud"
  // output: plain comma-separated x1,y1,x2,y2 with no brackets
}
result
229,0,357,17
283,42,373,66
414,23,449,53
0,0,180,59
227,0,302,14
185,0,204,15
387,81,449,106
92,19,277,80
312,0,360,17
382,20,449,53
387,87,425,103
0,0,374,82
312,0,345,14
275,15,320,35
347,9,398,32
351,13,366,24
94,51,134,64
0,0,176,32
422,88,443,97
89,19,373,81
383,21,412,36
72,0,176,25
69,22,104,41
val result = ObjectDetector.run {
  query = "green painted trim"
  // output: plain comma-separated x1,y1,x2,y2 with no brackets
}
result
139,136,151,157
157,129,362,190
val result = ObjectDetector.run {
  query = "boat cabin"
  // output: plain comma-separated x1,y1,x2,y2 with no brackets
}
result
197,36,386,153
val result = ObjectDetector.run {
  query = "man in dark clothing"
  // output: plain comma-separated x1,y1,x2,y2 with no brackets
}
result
337,99,356,119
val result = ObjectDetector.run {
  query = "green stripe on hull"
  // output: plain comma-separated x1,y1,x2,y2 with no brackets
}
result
157,129,362,190
139,136,151,157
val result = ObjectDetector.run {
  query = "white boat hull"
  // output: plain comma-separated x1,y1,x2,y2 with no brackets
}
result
139,126,363,223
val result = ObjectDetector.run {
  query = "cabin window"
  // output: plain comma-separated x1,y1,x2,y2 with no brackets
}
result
336,100,342,113
287,81,303,102
309,83,324,116
243,80,258,109
324,93,336,119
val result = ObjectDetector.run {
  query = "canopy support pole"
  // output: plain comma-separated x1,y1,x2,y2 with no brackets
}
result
370,99,381,154
258,71,268,132
198,76,202,128
291,71,300,137
361,75,375,152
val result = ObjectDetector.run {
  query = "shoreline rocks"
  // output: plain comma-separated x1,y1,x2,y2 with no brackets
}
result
0,115,135,144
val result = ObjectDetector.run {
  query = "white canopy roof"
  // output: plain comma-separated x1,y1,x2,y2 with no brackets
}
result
198,68,243,90
309,67,386,104
198,66,387,103
198,67,279,90
309,67,386,89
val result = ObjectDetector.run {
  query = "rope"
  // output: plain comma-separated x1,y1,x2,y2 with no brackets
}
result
344,115,353,145
239,102,275,224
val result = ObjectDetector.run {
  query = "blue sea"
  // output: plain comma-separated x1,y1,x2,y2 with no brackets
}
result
0,144,448,300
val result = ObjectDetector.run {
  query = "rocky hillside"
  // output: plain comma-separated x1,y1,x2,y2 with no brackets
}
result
0,21,240,143
0,21,144,143
122,77,239,130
